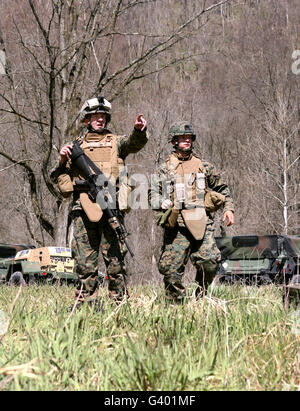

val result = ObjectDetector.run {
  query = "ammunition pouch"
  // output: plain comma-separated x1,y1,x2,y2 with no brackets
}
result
156,207,172,227
156,207,180,228
166,208,180,229
204,191,226,212
57,173,74,198
118,178,132,213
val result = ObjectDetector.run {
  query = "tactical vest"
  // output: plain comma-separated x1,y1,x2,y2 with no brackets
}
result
78,132,123,180
166,153,208,240
166,153,207,206
57,132,130,222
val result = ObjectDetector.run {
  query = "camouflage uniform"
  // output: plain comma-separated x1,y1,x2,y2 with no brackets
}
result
52,126,147,303
150,122,234,302
71,209,128,302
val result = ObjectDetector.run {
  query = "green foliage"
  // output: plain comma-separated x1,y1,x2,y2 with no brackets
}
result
0,284,299,391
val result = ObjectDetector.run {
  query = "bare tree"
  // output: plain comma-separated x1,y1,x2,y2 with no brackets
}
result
243,84,300,234
216,0,300,234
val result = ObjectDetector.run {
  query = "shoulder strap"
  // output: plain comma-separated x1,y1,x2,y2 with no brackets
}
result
72,140,103,176
85,155,102,175
191,154,206,174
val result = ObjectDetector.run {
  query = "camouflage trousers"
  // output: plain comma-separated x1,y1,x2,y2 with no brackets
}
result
71,210,128,303
158,223,221,301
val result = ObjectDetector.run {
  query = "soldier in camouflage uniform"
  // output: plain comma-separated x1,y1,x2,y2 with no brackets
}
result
150,121,234,302
51,96,147,305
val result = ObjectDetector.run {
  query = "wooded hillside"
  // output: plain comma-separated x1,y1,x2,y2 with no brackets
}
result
0,0,299,282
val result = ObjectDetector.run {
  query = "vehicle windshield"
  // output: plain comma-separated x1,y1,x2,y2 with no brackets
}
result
216,236,278,260
0,246,17,259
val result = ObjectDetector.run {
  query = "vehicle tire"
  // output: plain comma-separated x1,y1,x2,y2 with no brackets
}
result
28,276,39,286
223,275,236,285
8,271,26,286
283,275,300,310
259,274,272,285
211,274,226,285
213,274,235,285
290,275,300,285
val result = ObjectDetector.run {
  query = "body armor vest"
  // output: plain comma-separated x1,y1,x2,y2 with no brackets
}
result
166,153,206,208
79,132,124,180
166,153,208,240
57,132,130,221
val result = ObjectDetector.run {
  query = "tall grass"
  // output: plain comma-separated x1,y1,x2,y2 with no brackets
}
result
0,283,299,391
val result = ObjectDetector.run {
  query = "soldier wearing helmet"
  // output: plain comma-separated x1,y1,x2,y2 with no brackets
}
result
168,121,196,148
150,120,234,303
51,96,147,307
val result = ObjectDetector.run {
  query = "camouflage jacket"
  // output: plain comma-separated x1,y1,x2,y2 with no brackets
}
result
51,127,147,211
149,151,234,226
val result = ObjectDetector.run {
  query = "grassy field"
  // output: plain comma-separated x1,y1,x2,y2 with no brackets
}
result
0,282,299,391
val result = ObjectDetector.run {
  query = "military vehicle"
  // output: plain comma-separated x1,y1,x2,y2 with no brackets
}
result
215,234,300,285
0,246,77,285
0,243,35,259
0,243,35,284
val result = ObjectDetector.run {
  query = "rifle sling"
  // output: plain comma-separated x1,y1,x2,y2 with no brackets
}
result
73,142,119,211
83,152,103,176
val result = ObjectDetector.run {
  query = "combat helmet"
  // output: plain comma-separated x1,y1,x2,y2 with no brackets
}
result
168,121,196,142
79,96,111,124
168,121,196,152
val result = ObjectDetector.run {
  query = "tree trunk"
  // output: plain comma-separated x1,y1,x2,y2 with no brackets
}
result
283,137,288,235
54,200,70,246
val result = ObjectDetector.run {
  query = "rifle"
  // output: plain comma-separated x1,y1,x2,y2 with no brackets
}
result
71,140,134,257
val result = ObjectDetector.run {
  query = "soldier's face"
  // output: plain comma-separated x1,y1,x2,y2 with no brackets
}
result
176,135,192,150
89,112,107,130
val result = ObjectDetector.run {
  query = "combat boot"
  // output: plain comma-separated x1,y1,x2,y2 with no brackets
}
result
164,275,186,305
69,287,102,312
283,281,300,310
194,284,206,299
87,299,104,312
165,295,186,306
108,288,130,305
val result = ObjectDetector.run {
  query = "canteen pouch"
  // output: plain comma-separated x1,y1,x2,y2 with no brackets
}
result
156,207,172,227
57,173,74,198
166,208,180,229
204,191,226,212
